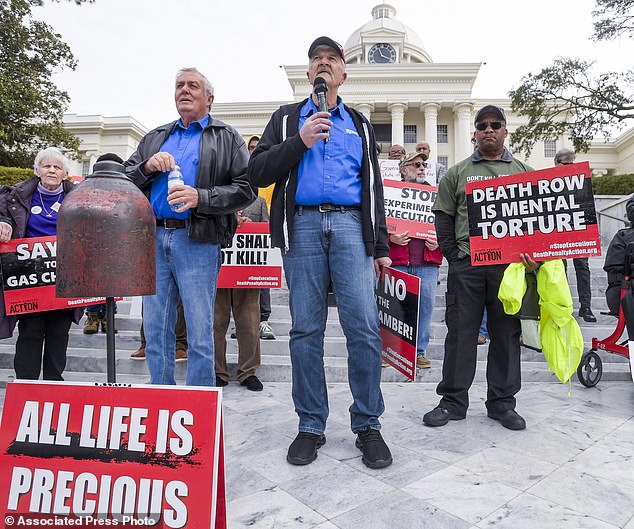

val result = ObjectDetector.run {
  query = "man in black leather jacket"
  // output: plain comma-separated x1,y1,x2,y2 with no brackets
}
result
125,67,254,387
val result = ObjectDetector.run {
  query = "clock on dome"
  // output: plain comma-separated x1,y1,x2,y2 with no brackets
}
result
368,43,397,64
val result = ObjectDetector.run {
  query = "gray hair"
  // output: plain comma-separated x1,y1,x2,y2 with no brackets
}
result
554,148,575,165
176,67,214,96
33,147,69,173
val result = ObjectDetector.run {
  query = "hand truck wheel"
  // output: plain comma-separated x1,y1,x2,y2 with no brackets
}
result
577,350,603,388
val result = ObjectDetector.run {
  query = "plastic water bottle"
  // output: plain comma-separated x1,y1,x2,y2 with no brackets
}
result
167,165,184,211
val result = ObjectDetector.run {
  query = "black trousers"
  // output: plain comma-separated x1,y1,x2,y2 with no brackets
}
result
259,288,271,322
438,257,521,415
14,309,74,380
563,258,591,309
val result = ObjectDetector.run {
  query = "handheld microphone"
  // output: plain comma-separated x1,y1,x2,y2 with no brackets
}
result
313,76,329,144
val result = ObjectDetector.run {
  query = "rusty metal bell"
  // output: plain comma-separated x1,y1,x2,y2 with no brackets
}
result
56,160,156,298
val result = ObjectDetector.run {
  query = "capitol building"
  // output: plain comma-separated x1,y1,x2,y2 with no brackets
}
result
63,4,634,180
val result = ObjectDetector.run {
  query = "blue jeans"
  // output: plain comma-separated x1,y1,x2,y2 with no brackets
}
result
283,208,385,435
480,308,489,340
393,264,439,357
143,227,221,386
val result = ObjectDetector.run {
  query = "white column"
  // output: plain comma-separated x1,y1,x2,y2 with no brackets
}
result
420,102,441,154
355,103,374,122
453,103,473,162
388,102,408,146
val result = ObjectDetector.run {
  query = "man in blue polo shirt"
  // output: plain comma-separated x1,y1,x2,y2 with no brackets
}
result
248,37,392,469
125,67,254,387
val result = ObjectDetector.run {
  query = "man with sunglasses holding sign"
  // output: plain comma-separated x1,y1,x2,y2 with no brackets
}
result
424,105,534,431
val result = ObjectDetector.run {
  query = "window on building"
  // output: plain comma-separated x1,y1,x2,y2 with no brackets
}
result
374,7,390,18
372,124,392,144
438,156,449,169
437,124,448,144
403,125,417,144
81,160,90,177
544,139,557,158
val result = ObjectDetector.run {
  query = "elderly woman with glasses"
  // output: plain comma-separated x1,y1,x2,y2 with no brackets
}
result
0,147,84,380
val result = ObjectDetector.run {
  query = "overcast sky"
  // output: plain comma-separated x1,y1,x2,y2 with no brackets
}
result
37,0,633,129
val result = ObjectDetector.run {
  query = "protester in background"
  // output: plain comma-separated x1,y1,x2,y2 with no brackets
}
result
124,67,254,386
416,140,446,185
130,298,188,362
388,151,442,369
554,148,596,323
249,36,392,469
83,152,123,335
214,195,268,391
425,105,535,431
388,144,406,161
478,309,489,345
604,195,634,315
248,134,276,340
0,147,84,379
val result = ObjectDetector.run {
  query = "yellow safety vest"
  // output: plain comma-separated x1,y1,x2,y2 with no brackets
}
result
498,260,583,384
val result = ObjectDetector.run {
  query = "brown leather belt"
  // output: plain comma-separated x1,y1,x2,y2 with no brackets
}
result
156,218,189,229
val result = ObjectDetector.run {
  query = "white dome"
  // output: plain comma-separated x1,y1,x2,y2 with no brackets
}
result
343,4,431,64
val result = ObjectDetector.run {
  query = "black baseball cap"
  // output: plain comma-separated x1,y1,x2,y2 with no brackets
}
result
474,105,506,125
308,36,346,64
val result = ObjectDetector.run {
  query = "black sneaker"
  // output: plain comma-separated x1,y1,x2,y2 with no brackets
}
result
487,409,526,430
355,429,392,469
422,406,466,427
287,432,326,465
215,377,228,388
579,307,597,323
240,375,263,392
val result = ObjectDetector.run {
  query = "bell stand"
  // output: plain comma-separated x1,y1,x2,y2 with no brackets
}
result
105,297,116,383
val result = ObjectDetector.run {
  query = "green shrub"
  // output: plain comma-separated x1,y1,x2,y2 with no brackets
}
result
591,174,634,196
0,166,33,186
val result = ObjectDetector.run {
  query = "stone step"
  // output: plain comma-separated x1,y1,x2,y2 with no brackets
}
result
1,251,623,384
0,310,623,363
0,318,628,381
2,356,630,390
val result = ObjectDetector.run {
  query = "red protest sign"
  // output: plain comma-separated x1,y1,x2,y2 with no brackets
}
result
0,236,119,315
0,381,226,529
465,162,601,266
383,180,437,240
376,267,420,380
217,222,282,288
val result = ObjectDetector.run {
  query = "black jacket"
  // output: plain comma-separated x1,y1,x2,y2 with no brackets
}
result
604,227,634,284
247,99,389,258
125,115,255,246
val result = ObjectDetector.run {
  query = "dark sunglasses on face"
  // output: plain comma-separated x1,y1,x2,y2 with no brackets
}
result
475,121,504,131
390,150,405,156
405,161,424,168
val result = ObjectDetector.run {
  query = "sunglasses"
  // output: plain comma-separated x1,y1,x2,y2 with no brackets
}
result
405,161,425,168
475,121,504,131
390,150,406,155
558,161,574,165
